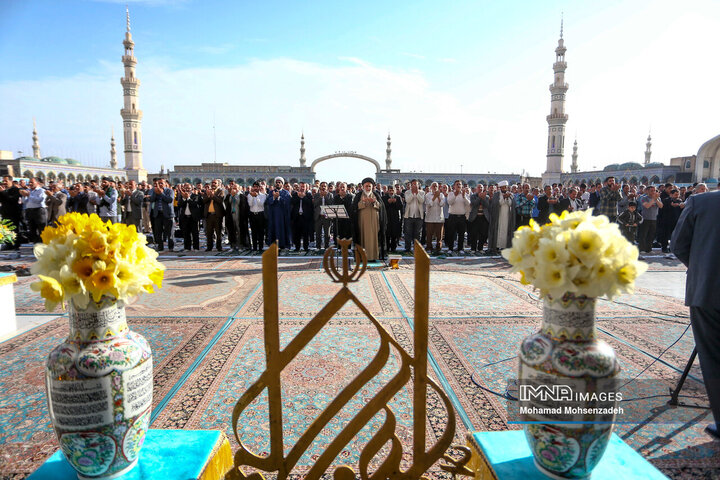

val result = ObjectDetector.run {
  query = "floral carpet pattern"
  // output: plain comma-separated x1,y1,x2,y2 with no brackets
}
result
0,316,229,478
2,256,718,479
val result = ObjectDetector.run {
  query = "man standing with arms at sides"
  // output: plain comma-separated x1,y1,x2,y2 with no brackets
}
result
403,179,425,254
177,183,203,251
312,181,333,251
291,182,314,252
224,184,248,254
149,178,175,252
332,182,354,246
671,187,720,441
445,180,470,253
383,183,404,253
265,176,291,251
487,180,516,256
247,182,266,253
468,184,491,255
203,179,225,252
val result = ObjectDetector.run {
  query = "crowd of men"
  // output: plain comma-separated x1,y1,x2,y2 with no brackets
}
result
0,174,713,261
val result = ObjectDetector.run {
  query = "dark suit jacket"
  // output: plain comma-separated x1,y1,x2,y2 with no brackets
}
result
224,193,249,223
291,192,314,224
469,193,492,223
149,188,175,219
0,186,21,220
312,192,333,221
203,190,225,217
671,190,720,308
177,193,204,221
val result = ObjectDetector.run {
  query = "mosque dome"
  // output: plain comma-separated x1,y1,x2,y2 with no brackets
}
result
41,156,68,164
618,162,643,170
603,164,620,171
645,162,664,168
65,158,81,165
16,156,39,162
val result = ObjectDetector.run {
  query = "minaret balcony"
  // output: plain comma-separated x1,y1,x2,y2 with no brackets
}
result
546,113,569,123
553,61,567,70
122,55,137,66
120,108,143,120
549,83,569,92
121,77,141,87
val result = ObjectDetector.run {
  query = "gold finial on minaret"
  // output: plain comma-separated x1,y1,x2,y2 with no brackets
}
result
385,132,392,171
32,118,40,159
126,5,131,32
560,12,564,39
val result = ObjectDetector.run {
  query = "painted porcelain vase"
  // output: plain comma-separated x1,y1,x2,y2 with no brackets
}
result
45,301,153,480
518,294,620,479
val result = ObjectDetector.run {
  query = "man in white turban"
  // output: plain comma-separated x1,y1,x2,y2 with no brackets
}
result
487,181,516,256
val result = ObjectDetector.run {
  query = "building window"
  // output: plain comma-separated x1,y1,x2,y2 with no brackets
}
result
134,132,138,145
552,136,555,148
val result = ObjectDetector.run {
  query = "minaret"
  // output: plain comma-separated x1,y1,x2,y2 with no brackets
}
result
644,133,652,165
32,118,40,159
542,17,569,186
120,7,147,182
571,138,578,173
299,133,306,167
385,133,392,171
110,129,117,169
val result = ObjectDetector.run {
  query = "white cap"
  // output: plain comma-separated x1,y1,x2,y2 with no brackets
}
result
498,180,509,187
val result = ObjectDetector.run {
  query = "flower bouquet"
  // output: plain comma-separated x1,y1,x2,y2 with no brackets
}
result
502,210,646,479
32,213,164,479
0,217,17,245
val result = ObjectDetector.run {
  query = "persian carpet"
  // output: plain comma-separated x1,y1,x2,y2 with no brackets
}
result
0,316,229,478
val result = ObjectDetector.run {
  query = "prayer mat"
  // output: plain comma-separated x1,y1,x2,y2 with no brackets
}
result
0,316,229,478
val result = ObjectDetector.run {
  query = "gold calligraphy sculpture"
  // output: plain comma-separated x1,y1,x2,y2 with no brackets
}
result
229,240,472,479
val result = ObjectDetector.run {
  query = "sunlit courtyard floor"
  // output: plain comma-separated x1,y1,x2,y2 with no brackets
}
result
1,248,718,479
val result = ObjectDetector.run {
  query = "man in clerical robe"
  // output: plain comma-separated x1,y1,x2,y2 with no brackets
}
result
352,177,387,262
488,180,516,256
265,176,292,250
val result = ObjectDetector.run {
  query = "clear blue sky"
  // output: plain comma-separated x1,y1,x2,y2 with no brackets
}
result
1,0,719,180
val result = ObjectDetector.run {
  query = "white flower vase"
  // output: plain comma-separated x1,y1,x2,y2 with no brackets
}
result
46,301,153,479
518,293,620,479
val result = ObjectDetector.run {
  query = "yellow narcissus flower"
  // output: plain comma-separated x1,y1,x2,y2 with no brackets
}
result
30,275,65,311
504,209,647,300
72,257,95,280
88,230,109,254
89,268,119,302
567,226,604,267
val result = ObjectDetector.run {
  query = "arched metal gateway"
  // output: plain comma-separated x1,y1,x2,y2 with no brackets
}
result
310,153,382,173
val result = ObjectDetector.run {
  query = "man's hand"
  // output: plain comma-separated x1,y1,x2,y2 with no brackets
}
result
273,190,279,199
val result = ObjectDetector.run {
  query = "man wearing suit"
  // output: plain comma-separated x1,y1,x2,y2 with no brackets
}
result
123,181,145,233
149,178,175,252
291,182,314,252
332,182,354,246
468,184,492,254
177,183,203,251
45,183,67,227
312,181,333,251
202,179,225,252
671,189,720,440
224,184,249,253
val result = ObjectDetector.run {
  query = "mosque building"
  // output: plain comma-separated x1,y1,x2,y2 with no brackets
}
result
2,13,719,187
